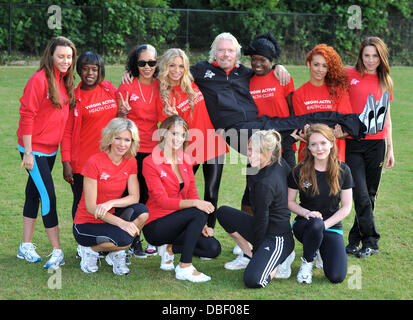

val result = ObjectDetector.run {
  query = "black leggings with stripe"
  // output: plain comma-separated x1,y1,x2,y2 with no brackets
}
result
20,152,58,228
217,206,294,288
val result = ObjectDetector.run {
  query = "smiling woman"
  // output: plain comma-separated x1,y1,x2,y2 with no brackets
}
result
16,36,77,270
292,44,352,162
73,117,148,276
61,51,118,219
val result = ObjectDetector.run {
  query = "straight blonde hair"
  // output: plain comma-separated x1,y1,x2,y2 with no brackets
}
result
158,48,196,116
100,118,140,159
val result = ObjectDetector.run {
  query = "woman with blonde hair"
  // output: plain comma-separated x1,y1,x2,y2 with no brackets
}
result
345,37,394,258
17,36,76,269
157,48,228,239
73,118,149,275
288,124,353,284
216,130,295,288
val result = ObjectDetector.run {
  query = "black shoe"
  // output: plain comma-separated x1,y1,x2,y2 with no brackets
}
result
128,239,147,259
346,244,359,255
356,247,379,258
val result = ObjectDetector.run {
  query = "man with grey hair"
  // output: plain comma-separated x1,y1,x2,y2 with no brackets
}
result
190,32,367,155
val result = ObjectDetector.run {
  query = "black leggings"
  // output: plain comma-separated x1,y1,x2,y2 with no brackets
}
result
20,152,58,228
193,154,225,228
217,205,295,288
70,173,83,219
143,208,219,263
136,152,151,204
73,203,148,248
293,217,347,284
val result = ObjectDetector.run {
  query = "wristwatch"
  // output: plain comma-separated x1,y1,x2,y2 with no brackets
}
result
24,151,33,156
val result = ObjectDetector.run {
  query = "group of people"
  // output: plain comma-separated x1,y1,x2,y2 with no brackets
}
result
16,31,394,287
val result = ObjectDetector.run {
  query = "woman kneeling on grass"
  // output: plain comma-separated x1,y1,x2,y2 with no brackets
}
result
216,130,295,288
142,115,219,283
73,118,149,275
288,123,353,284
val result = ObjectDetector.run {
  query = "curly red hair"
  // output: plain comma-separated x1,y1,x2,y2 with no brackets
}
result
305,44,349,105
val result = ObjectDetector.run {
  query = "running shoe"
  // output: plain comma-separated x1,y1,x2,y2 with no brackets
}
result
232,244,243,255
79,245,99,273
17,242,42,263
158,244,175,271
43,249,65,269
356,247,379,258
224,254,250,270
105,250,130,275
145,243,158,256
297,257,313,284
275,250,295,279
128,238,147,258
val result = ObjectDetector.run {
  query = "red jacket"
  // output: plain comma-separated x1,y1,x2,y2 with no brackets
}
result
143,146,199,224
60,80,117,172
17,66,70,154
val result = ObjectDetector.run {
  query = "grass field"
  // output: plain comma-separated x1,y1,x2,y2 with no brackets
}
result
0,64,412,301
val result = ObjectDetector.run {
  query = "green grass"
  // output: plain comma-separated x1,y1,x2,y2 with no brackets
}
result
0,65,412,300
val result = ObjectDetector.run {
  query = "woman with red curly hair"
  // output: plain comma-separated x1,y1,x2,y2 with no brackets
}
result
293,44,352,162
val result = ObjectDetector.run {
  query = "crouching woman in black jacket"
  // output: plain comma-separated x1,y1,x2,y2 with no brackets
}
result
216,129,295,288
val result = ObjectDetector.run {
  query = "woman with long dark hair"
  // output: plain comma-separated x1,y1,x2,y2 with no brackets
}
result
345,37,394,258
17,36,76,269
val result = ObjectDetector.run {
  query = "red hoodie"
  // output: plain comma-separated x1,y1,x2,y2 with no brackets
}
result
143,146,199,224
17,66,70,154
60,80,117,173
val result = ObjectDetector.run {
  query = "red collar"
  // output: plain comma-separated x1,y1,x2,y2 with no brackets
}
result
212,61,237,76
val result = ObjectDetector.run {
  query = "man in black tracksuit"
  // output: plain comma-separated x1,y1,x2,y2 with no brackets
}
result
190,32,367,156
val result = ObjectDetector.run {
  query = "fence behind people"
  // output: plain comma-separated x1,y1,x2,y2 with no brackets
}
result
1,3,412,65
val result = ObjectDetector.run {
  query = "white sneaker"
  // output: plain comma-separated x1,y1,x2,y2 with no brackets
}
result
158,244,175,271
175,264,211,283
79,245,99,273
17,242,42,263
297,257,313,284
232,244,243,255
315,250,323,269
105,250,130,275
376,91,389,132
43,249,65,269
275,250,295,279
224,254,250,270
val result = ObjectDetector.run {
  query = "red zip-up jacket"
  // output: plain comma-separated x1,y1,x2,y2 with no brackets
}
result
60,80,117,172
17,66,70,154
143,146,199,224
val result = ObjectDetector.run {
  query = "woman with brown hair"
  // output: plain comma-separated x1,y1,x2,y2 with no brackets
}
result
16,36,76,269
345,37,394,258
288,124,353,284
